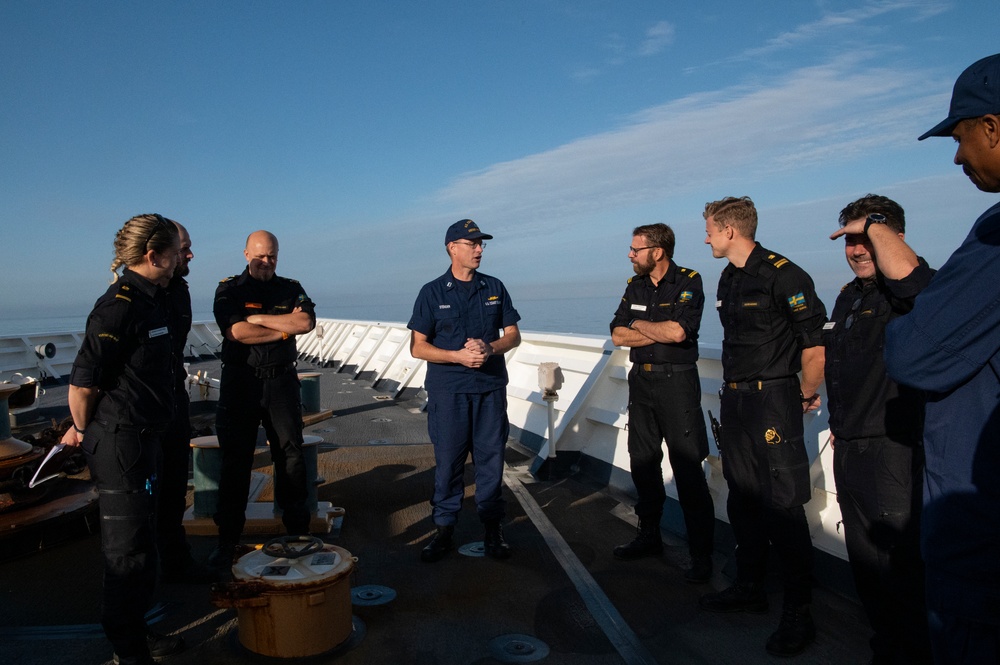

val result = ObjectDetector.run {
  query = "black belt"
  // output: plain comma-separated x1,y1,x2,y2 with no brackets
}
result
252,363,296,379
724,376,796,391
637,362,696,372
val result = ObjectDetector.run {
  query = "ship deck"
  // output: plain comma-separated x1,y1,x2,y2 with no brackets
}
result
0,359,870,665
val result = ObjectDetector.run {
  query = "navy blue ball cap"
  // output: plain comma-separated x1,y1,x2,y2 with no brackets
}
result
919,53,1000,140
445,219,493,244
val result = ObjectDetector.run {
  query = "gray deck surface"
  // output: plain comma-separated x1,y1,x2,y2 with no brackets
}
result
0,359,871,665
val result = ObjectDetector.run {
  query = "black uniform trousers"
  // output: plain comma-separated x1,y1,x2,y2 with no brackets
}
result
834,435,931,664
720,379,813,607
214,365,309,542
626,365,714,558
83,420,163,660
156,388,191,572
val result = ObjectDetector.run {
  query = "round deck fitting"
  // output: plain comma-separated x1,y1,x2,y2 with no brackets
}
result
351,584,397,606
458,541,486,557
488,634,550,663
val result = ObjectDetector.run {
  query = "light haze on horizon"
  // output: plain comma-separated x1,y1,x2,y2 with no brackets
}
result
2,1,997,332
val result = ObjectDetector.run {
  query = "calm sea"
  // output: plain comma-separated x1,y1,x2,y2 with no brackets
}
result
0,295,726,345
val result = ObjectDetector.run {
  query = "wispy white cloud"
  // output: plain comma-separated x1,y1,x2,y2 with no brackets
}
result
730,1,950,62
434,56,943,226
574,19,676,79
638,21,675,56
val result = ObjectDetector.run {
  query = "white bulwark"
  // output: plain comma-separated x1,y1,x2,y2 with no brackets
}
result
1,317,842,560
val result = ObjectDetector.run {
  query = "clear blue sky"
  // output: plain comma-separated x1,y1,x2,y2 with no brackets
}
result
2,1,997,329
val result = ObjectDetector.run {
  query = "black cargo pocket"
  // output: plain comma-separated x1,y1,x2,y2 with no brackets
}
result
81,422,104,456
766,438,811,508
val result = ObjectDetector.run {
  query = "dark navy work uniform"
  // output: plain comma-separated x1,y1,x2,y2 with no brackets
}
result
157,274,193,573
715,243,826,607
885,201,1000,664
213,268,315,542
70,268,175,660
825,260,934,665
408,269,520,525
610,262,715,560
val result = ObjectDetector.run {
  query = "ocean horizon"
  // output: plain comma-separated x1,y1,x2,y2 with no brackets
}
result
0,294,727,346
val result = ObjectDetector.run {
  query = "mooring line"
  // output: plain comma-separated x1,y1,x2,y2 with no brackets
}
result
503,467,659,665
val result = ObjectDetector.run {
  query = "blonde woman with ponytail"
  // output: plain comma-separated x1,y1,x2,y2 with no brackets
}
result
61,214,185,665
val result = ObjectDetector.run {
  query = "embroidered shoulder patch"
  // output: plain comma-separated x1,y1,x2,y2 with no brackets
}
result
787,292,806,312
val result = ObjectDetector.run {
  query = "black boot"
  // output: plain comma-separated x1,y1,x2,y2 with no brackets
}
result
421,525,454,563
161,554,219,584
207,541,238,569
483,520,511,559
699,582,769,613
765,605,815,657
613,517,663,560
684,555,713,584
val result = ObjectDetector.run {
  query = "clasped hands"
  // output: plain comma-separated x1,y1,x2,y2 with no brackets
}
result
456,337,492,368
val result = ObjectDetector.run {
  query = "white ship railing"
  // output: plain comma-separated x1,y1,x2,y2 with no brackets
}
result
296,318,845,561
1,318,844,560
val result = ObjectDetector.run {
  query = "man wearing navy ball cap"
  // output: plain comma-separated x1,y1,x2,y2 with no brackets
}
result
408,219,522,563
885,53,1000,664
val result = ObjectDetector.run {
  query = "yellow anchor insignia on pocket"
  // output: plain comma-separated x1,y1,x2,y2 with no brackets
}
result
765,427,782,445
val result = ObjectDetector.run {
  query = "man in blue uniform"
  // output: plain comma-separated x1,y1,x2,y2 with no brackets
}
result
826,195,933,665
609,223,715,584
884,53,1000,664
209,230,316,567
700,196,826,658
408,219,521,562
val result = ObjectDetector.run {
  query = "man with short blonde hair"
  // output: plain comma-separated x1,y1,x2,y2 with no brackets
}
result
701,196,827,658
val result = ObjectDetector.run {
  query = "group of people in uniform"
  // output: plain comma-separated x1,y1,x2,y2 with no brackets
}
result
403,53,1000,665
60,223,316,665
58,53,1000,665
606,53,1000,664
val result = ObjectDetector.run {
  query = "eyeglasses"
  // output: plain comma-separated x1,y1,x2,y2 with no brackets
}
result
453,240,486,249
629,246,657,255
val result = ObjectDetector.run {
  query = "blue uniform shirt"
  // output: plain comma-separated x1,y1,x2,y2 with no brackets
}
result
885,201,1000,618
408,269,521,394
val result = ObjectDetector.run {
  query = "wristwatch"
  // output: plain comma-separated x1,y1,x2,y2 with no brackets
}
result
863,213,888,234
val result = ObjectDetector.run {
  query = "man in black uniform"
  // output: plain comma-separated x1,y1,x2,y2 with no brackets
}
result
209,230,316,566
700,196,826,658
826,195,933,665
609,223,715,583
157,220,215,583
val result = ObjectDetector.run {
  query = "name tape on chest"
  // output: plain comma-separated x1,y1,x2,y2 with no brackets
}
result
630,304,648,312
148,327,169,338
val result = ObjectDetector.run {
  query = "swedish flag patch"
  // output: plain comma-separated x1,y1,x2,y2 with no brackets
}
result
787,292,807,312
679,291,693,303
